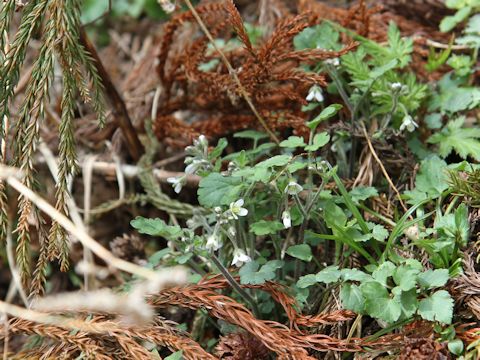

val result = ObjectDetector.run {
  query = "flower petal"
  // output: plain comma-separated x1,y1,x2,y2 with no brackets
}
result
237,208,248,217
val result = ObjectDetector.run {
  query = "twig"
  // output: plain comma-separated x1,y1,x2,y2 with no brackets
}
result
78,28,144,161
182,0,280,144
5,225,29,308
0,165,157,280
91,160,200,185
412,35,472,50
360,123,408,213
37,156,200,186
82,155,97,290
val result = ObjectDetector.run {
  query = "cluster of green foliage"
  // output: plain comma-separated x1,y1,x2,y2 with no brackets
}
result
131,3,480,356
1,0,480,357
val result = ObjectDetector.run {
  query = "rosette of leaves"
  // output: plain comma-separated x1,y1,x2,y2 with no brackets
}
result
298,261,455,324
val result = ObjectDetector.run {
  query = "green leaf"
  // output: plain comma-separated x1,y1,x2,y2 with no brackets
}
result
448,339,464,356
165,351,183,360
440,7,472,32
286,244,313,262
131,217,182,239
315,266,342,284
404,156,449,204
297,274,319,289
393,265,420,291
425,113,443,129
286,161,307,173
340,283,365,313
369,59,398,78
234,130,269,141
324,201,347,229
209,138,228,160
280,136,306,148
454,203,469,246
81,0,109,23
176,253,193,264
144,0,169,20
418,290,454,324
256,155,292,168
148,248,171,265
417,269,450,289
372,261,396,286
361,281,402,323
304,132,330,151
198,173,243,207
306,104,343,131
371,224,389,242
428,117,480,161
250,221,284,236
234,166,271,183
341,268,371,282
239,260,284,285
294,22,341,51
398,288,419,318
349,186,379,204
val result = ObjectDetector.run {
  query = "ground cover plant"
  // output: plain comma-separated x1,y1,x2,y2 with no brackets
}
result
0,0,480,358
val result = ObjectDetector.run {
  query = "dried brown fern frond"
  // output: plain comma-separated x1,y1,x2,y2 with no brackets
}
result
2,315,215,360
149,278,404,358
154,0,357,148
297,0,451,82
216,332,270,360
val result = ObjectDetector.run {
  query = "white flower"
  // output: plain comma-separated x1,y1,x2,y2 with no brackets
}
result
324,58,340,67
306,85,324,103
282,210,292,229
206,234,222,251
390,82,402,90
185,159,202,174
285,181,303,195
232,249,251,267
399,115,418,132
158,0,176,13
229,199,248,219
167,176,185,193
197,134,208,148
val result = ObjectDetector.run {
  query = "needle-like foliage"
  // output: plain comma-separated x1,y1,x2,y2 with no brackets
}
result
0,0,106,293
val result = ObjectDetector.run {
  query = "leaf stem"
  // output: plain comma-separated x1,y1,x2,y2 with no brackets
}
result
210,254,260,317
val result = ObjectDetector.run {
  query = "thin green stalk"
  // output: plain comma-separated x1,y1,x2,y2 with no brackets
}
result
211,255,260,317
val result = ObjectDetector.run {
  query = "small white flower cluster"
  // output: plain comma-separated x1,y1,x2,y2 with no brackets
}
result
306,85,324,103
157,0,176,13
324,57,340,67
399,114,418,133
192,198,250,266
285,181,303,195
232,248,251,267
389,82,409,93
281,180,303,229
167,176,185,194
167,135,212,194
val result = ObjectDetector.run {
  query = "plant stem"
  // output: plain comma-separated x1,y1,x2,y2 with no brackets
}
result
78,28,143,161
211,255,260,317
